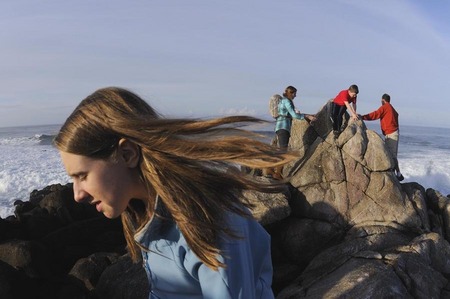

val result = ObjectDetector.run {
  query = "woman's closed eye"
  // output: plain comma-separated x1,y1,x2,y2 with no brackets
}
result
70,172,88,182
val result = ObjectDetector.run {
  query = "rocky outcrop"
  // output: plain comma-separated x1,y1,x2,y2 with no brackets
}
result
267,101,450,298
1,101,450,298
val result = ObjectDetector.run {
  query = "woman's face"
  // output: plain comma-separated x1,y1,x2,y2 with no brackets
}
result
286,90,297,100
60,142,147,218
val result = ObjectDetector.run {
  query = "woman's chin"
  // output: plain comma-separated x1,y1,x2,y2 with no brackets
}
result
99,206,119,219
102,211,121,219
98,202,128,219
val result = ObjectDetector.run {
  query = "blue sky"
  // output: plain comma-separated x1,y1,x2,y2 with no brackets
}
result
1,0,449,128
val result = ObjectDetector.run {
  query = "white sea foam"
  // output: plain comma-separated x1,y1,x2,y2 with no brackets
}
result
401,150,450,195
0,144,70,218
0,125,70,218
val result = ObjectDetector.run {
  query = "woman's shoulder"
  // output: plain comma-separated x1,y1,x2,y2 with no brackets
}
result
224,210,268,238
280,98,292,106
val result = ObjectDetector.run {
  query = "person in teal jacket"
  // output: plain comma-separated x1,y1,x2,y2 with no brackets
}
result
136,196,274,298
273,86,316,179
275,86,316,148
54,87,296,299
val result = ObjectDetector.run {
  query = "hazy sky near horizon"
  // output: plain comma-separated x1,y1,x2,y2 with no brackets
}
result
1,0,450,128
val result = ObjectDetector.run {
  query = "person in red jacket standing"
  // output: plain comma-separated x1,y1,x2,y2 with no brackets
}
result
362,93,404,181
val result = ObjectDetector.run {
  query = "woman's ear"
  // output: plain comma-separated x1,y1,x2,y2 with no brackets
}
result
118,138,140,168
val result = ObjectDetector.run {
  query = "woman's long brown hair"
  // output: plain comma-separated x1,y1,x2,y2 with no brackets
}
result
54,87,296,271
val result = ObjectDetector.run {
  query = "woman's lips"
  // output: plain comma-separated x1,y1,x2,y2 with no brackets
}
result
95,202,102,212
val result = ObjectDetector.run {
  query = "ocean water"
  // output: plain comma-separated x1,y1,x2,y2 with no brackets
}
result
0,124,71,218
1,123,449,218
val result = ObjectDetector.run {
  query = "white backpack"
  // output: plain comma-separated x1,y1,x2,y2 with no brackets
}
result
269,94,282,118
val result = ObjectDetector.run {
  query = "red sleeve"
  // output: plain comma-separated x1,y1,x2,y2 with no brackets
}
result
362,105,385,120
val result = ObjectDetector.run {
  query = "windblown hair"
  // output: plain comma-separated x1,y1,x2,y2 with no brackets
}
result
54,87,295,271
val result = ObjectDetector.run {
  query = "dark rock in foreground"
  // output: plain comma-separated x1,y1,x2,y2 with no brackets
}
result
0,184,146,299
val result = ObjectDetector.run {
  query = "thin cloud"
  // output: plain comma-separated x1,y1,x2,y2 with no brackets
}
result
219,107,257,116
0,104,21,109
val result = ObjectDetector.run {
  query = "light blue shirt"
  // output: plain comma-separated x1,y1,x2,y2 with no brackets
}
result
275,98,305,133
134,197,275,299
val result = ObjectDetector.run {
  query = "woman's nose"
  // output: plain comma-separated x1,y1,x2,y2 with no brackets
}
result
73,183,88,203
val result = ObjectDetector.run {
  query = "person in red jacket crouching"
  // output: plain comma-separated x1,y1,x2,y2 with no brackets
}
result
330,84,360,138
362,93,404,181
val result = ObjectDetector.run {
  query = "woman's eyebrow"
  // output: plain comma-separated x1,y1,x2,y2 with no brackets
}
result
68,171,87,178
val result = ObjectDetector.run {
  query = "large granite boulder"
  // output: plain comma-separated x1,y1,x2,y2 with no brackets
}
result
269,102,450,298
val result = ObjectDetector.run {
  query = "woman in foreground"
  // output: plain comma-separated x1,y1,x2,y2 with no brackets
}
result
54,87,295,299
